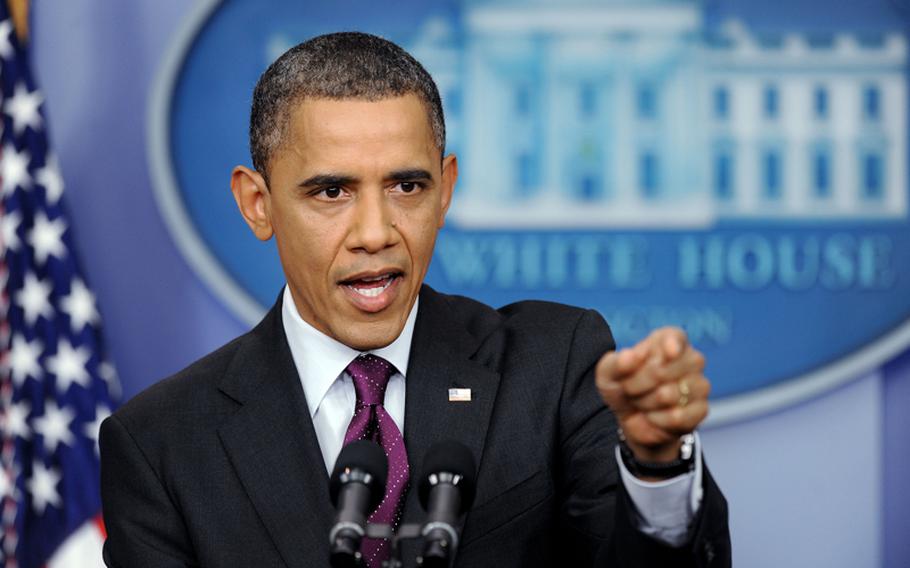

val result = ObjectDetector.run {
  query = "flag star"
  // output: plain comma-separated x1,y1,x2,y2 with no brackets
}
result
99,361,116,381
8,334,43,386
26,461,62,514
84,404,112,457
14,272,53,325
27,211,67,265
1,143,31,195
3,398,32,440
0,19,13,60
33,400,75,453
4,81,43,135
35,155,64,203
61,278,99,332
46,338,91,393
99,360,121,399
1,208,22,251
98,361,123,399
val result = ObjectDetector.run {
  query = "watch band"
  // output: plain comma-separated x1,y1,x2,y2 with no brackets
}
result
618,432,696,480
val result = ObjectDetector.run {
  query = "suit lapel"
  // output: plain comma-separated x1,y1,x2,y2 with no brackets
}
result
401,287,502,523
217,300,333,568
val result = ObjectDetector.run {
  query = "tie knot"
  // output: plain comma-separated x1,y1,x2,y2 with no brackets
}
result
346,354,396,406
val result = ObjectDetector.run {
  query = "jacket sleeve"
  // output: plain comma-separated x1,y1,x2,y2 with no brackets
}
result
556,309,731,567
100,414,198,568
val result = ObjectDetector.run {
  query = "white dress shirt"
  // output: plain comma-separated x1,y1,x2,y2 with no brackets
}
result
280,285,700,546
281,285,415,472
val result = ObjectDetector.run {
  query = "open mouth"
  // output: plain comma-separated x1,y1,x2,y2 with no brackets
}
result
341,272,402,298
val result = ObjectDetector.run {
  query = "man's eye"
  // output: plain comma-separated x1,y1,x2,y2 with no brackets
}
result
399,182,419,193
321,186,342,199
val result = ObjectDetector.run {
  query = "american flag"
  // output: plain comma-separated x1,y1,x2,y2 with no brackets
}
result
0,5,119,567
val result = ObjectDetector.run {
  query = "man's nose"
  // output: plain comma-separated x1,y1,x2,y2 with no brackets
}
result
348,190,397,253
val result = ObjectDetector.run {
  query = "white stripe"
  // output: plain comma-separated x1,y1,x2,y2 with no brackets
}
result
47,520,104,568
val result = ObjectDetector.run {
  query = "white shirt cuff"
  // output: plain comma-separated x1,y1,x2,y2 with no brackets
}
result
614,432,704,547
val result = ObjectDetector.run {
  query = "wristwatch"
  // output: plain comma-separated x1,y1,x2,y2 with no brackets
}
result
618,431,696,480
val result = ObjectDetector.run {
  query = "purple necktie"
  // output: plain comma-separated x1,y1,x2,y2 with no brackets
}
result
343,354,410,568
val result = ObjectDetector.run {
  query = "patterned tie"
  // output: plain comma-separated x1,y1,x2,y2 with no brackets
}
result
343,354,410,568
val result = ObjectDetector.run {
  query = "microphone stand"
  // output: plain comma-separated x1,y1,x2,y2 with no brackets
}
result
363,522,443,568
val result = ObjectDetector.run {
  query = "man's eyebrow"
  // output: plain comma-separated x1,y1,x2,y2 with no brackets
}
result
387,169,433,182
298,173,358,188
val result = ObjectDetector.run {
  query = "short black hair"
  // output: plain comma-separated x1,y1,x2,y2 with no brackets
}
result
249,31,446,179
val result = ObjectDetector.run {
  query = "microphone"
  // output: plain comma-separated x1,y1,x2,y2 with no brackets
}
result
417,441,477,568
329,440,388,568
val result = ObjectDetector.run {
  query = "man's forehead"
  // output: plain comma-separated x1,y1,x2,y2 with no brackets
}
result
275,95,441,169
289,94,431,133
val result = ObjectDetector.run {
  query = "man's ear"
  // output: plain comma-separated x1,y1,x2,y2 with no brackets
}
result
438,153,458,228
231,165,273,241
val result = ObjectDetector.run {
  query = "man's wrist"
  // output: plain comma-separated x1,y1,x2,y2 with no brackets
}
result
625,438,682,463
618,432,696,480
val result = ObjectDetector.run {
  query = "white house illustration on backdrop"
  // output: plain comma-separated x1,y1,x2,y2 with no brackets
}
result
405,0,907,229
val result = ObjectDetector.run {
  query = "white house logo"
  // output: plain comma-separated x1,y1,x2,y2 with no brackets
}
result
149,0,910,424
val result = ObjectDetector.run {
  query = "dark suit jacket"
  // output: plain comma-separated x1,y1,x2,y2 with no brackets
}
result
100,286,730,567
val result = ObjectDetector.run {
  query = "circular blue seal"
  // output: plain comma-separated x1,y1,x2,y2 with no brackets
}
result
149,0,910,424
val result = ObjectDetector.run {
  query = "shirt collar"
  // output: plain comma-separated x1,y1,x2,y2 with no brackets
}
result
281,285,418,418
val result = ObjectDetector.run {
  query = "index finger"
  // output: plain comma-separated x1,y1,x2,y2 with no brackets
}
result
596,347,646,385
648,327,689,362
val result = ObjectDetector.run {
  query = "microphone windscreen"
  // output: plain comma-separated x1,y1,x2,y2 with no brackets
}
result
418,440,477,512
329,440,388,508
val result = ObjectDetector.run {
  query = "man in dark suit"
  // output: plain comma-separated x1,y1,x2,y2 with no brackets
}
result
100,32,730,567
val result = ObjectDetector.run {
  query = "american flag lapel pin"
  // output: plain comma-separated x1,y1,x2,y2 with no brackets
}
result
448,387,472,402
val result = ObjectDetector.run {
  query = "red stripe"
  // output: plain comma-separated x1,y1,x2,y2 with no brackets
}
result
94,513,107,539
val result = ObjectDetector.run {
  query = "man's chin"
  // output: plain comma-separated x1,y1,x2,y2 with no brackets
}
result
335,324,405,351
